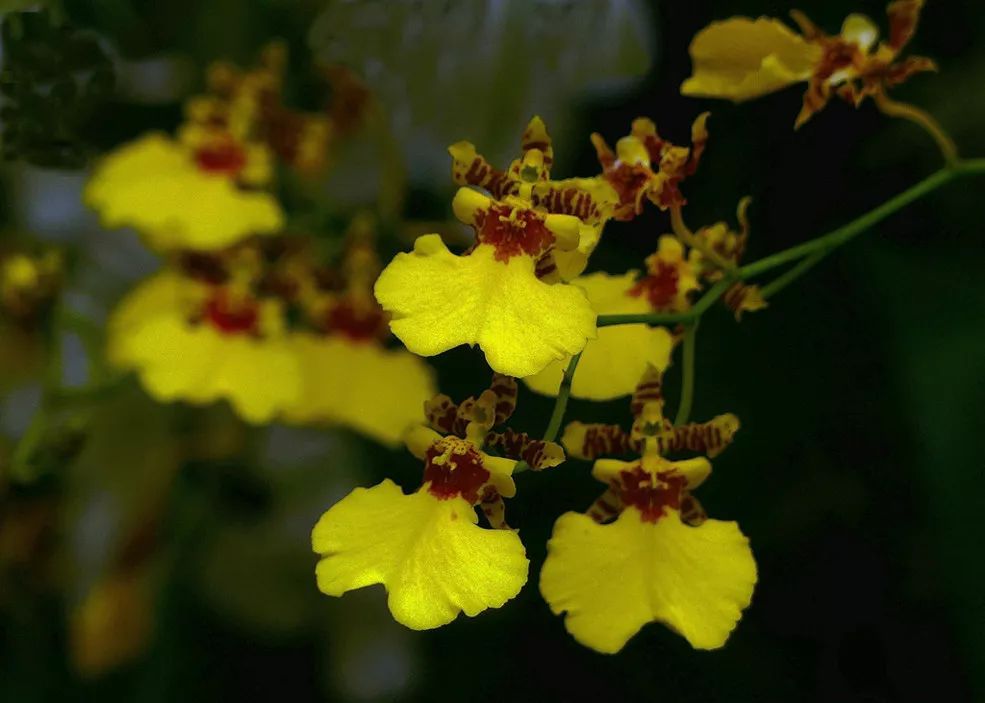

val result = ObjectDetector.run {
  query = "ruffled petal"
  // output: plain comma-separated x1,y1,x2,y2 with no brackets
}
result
374,235,597,378
312,480,528,630
85,133,284,251
540,508,756,653
681,17,821,102
285,334,436,446
525,272,673,399
109,274,300,424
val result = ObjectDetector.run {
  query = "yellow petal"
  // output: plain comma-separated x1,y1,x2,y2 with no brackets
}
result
540,508,756,653
84,133,283,251
285,334,435,447
553,222,604,281
841,13,879,52
109,274,300,424
681,17,821,102
374,236,597,378
313,480,528,629
525,271,673,399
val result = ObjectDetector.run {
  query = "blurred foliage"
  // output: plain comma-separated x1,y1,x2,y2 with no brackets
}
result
0,9,114,167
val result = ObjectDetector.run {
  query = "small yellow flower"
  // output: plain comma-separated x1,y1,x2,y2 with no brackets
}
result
108,268,300,424
541,367,755,653
312,376,562,629
591,114,710,220
681,0,936,127
525,271,675,400
0,249,62,323
376,119,603,378
85,133,283,252
687,198,768,320
284,226,436,446
630,235,701,313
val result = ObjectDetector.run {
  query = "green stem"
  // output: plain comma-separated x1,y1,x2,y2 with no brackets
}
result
543,352,582,443
740,161,984,279
598,160,985,328
760,249,826,300
674,323,697,426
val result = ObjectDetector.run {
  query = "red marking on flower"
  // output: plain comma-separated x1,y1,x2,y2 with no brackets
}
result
194,141,248,175
325,299,388,342
630,261,680,311
616,466,686,523
203,290,259,335
423,440,490,504
600,164,652,221
476,203,555,262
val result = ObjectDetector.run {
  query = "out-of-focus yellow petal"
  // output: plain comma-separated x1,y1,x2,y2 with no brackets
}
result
553,223,604,281
84,133,283,251
540,508,756,653
108,273,300,424
841,13,879,52
312,480,528,630
681,17,821,102
374,235,597,378
525,272,673,400
285,334,435,447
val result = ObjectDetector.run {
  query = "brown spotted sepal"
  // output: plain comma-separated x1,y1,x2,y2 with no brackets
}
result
423,374,564,472
562,364,740,524
591,113,709,220
450,116,618,227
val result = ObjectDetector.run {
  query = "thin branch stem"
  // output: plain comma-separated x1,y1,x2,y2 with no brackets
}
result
874,92,959,166
674,323,697,426
760,249,826,299
543,352,582,443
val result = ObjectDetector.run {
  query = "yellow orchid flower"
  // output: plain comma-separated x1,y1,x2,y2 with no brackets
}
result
86,43,343,252
541,367,755,653
591,114,710,220
85,133,283,252
525,271,675,400
284,225,436,446
312,375,563,629
108,267,301,424
376,119,604,378
681,0,936,128
687,197,768,320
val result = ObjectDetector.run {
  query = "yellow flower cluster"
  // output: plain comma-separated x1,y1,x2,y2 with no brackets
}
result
313,367,754,653
108,223,434,444
375,114,746,395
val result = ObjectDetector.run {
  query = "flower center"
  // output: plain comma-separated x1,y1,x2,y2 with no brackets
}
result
630,261,680,310
325,299,389,342
194,141,248,175
423,439,490,504
616,465,686,523
203,290,260,335
476,203,555,262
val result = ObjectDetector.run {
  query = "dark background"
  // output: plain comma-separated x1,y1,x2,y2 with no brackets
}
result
1,0,983,701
